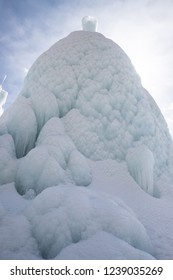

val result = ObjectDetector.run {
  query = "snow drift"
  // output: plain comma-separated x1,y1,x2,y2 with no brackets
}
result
26,186,153,259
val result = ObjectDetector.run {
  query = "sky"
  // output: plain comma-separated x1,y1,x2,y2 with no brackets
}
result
0,0,173,134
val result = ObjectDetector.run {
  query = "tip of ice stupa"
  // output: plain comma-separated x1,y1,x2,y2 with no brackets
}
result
82,16,98,32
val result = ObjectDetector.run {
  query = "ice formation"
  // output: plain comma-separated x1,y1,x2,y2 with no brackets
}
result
56,232,155,260
82,16,97,32
126,145,155,195
0,204,38,259
1,27,173,259
15,117,92,195
26,186,152,259
0,86,8,117
0,30,173,195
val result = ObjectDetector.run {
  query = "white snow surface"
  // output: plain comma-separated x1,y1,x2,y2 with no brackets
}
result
0,30,173,259
26,185,152,259
56,231,155,260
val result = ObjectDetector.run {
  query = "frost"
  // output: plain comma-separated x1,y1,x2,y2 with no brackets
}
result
26,186,153,259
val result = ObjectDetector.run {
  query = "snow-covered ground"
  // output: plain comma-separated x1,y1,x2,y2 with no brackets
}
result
0,19,173,259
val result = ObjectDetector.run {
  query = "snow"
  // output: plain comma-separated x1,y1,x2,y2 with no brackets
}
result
56,231,155,260
0,201,39,259
26,185,152,259
0,29,173,260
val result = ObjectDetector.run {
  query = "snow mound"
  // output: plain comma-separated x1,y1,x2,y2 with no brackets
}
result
26,186,153,259
56,231,155,260
82,16,98,32
0,206,39,259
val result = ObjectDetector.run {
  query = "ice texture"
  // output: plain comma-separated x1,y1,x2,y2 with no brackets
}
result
1,29,173,260
0,86,8,116
0,96,37,158
126,145,155,195
18,31,173,189
15,118,92,195
56,231,155,260
26,186,153,259
1,31,173,194
82,16,98,32
0,205,39,259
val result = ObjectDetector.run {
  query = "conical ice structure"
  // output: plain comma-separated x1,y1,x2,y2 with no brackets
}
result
1,30,173,195
0,23,173,260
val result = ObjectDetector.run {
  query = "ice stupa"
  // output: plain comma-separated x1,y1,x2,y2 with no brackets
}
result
1,17,173,196
1,17,173,260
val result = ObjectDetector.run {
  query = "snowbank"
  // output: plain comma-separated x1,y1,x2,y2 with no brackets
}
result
0,204,39,259
56,231,155,260
26,186,153,259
